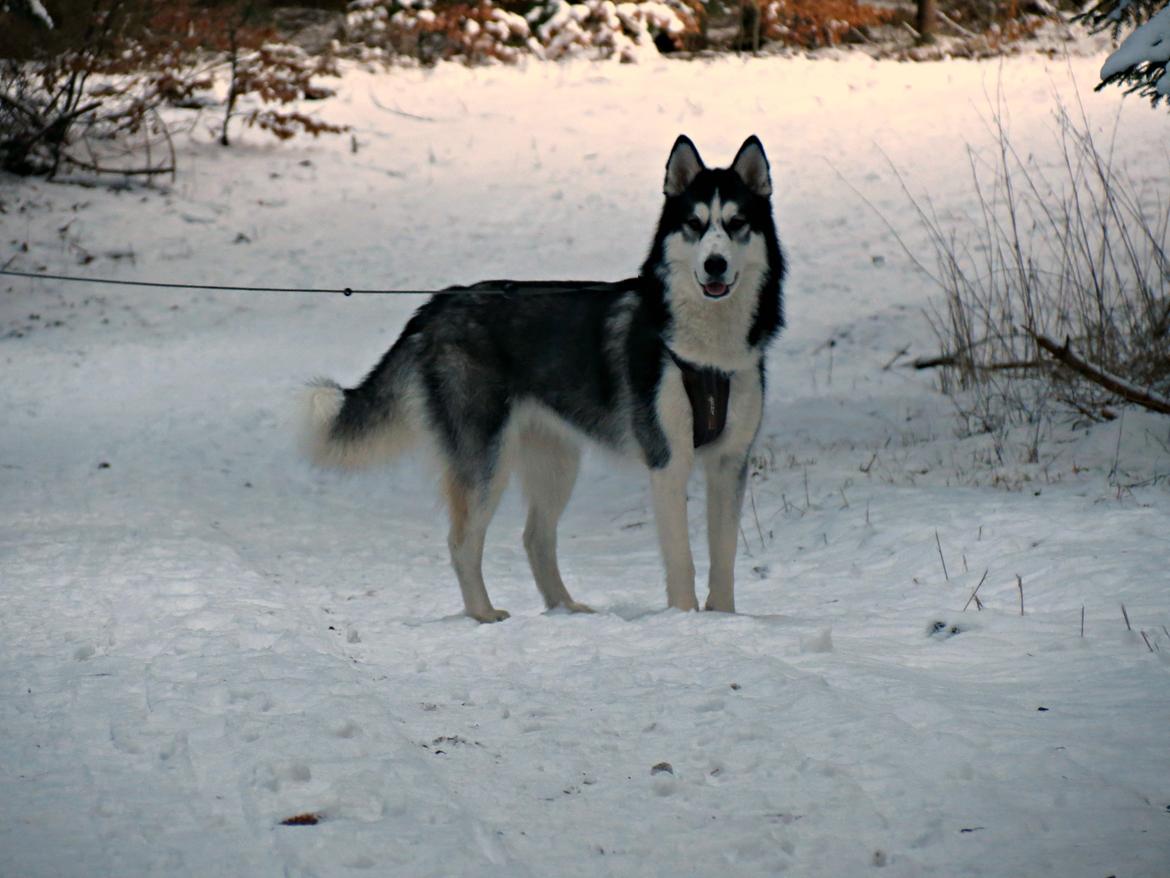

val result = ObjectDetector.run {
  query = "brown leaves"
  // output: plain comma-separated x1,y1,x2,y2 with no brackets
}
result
762,0,895,49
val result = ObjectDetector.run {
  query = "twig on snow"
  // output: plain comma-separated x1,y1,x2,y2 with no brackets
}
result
1110,410,1126,487
368,91,440,122
935,530,950,581
962,569,989,611
882,345,910,370
748,480,765,551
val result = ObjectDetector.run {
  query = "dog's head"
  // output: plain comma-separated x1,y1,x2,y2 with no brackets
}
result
651,135,775,303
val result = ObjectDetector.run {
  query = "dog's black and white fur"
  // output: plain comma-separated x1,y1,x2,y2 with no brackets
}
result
305,135,785,621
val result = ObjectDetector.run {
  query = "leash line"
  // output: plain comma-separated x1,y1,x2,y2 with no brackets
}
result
0,268,640,297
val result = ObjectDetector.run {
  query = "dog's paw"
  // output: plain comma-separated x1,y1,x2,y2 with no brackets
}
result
469,608,511,623
559,599,595,614
703,599,736,613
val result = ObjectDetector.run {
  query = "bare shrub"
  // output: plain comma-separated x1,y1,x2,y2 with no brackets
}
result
0,0,346,178
0,1,177,177
901,102,1170,456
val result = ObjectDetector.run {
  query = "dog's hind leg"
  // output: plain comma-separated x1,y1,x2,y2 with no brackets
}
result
444,465,511,623
517,428,593,614
704,453,748,613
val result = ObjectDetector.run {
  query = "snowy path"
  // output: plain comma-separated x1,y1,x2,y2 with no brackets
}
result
2,52,1169,877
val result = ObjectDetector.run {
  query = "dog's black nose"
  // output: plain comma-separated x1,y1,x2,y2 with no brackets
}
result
704,255,727,278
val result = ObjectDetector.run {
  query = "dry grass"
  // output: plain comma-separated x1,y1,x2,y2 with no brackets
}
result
899,99,1170,460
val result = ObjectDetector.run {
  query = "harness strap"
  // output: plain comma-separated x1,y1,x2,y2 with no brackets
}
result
668,350,732,449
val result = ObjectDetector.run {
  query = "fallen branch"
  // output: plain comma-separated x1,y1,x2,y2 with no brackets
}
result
61,154,174,177
1027,330,1170,416
910,353,956,369
910,356,1045,371
937,10,978,39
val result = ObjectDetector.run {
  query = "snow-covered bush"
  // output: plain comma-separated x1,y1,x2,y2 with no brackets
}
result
344,1,536,64
531,0,696,61
1077,0,1170,108
344,0,700,63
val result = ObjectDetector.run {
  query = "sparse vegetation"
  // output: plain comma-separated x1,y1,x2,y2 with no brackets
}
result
340,0,1061,62
903,101,1170,460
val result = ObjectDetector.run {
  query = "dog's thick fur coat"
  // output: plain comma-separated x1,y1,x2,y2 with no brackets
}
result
305,135,785,621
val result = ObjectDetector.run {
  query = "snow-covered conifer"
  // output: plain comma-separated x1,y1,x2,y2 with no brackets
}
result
1078,0,1170,107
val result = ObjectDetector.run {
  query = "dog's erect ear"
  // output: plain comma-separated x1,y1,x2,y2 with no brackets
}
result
663,135,705,197
731,135,771,197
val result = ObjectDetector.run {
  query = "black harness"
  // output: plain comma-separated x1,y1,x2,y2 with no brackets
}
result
668,350,731,448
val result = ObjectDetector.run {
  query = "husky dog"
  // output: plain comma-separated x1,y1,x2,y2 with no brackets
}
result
304,135,785,621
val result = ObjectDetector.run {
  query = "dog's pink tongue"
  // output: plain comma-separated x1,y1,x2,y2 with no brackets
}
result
703,282,728,298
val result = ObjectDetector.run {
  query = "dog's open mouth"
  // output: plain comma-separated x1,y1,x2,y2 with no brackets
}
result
702,282,729,298
698,274,736,300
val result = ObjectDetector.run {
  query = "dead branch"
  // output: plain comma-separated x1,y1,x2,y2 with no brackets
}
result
909,354,1045,372
1027,330,1170,416
910,353,956,369
60,154,174,177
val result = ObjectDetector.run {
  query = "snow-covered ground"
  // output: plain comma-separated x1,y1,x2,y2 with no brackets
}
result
2,51,1168,878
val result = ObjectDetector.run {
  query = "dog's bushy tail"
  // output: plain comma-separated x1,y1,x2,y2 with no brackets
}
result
301,343,420,469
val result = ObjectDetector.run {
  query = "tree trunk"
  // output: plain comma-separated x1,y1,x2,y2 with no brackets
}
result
916,0,938,44
220,24,239,147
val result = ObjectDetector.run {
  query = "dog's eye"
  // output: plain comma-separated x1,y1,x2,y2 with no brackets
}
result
725,216,747,234
685,217,705,234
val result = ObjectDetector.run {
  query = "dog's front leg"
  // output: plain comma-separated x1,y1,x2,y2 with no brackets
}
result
705,453,748,613
650,460,698,611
